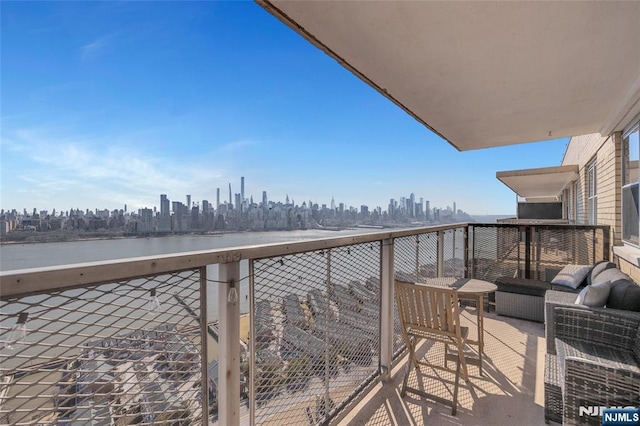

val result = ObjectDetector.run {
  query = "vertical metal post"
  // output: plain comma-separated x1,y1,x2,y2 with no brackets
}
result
452,229,457,276
415,235,420,281
219,261,241,426
437,230,445,277
249,260,256,426
524,226,532,279
380,238,394,379
463,226,469,278
324,249,331,417
200,267,209,423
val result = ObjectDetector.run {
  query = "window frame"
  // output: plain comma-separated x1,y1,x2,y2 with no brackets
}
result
622,118,640,246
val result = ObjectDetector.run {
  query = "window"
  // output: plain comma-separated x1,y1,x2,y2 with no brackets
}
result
622,119,640,245
587,160,597,225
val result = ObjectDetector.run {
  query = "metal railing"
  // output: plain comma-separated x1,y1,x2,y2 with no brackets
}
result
0,222,608,425
469,223,610,282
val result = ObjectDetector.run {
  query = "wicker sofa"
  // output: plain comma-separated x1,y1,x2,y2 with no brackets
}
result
543,263,640,425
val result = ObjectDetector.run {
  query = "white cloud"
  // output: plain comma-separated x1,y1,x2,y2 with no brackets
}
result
80,34,116,60
3,127,228,211
218,139,255,152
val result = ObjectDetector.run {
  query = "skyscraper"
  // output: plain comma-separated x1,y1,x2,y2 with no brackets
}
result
216,188,220,209
160,194,169,218
186,195,191,209
241,176,245,202
409,193,416,217
228,183,232,205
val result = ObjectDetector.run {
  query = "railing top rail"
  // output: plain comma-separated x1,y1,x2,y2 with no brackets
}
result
0,222,469,299
470,223,610,231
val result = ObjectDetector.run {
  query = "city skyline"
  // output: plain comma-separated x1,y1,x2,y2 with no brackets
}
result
1,2,569,215
1,176,469,220
1,180,477,239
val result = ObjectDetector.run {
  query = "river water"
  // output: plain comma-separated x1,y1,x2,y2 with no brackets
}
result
0,229,383,320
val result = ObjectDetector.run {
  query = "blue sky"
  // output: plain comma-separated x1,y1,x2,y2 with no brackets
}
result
1,1,569,215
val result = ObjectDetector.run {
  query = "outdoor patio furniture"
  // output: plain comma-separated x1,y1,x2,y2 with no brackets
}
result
495,277,553,322
544,262,639,354
422,277,497,374
544,306,640,425
495,270,578,323
395,280,470,415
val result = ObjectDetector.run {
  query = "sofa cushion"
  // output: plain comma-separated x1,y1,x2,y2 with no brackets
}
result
607,279,640,311
587,260,617,285
591,268,631,286
495,277,550,297
551,265,591,290
575,280,611,307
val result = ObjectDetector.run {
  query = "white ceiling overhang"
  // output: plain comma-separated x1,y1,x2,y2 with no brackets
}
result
496,165,579,200
258,1,640,151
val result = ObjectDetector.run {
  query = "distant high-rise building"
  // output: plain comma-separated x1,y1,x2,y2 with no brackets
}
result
331,197,336,211
241,176,245,202
190,204,200,229
157,195,170,231
160,194,170,218
262,191,268,208
410,193,416,217
228,183,232,205
216,188,220,209
453,201,457,215
186,195,191,209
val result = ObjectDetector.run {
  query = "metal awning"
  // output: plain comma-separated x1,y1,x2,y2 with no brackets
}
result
496,165,578,200
258,1,640,151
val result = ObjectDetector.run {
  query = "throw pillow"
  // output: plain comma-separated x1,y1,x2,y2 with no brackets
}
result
582,280,612,307
574,286,588,305
607,279,640,311
551,264,591,289
587,260,617,285
591,268,630,286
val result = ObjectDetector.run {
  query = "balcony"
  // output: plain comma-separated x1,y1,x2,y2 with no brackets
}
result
0,223,609,425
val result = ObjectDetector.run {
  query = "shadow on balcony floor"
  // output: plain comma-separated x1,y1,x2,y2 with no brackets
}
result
339,308,546,426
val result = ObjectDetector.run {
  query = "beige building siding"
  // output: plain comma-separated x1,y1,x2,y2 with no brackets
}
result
618,256,640,283
562,133,622,256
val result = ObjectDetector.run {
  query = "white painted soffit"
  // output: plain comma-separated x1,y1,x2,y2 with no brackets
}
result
496,165,578,199
258,1,640,151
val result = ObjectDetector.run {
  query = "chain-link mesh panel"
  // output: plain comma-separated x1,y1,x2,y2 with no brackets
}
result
443,228,466,278
417,232,439,280
394,232,432,356
533,226,604,280
251,242,381,425
392,227,467,358
469,225,522,282
469,225,609,283
0,270,205,425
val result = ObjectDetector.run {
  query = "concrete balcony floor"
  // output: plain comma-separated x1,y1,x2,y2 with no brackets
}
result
339,307,547,426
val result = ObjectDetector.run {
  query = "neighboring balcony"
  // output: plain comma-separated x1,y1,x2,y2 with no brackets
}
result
0,223,609,425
